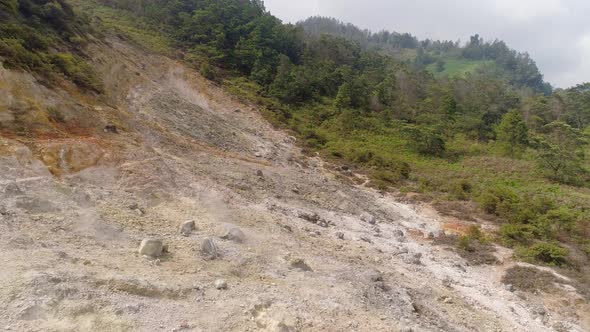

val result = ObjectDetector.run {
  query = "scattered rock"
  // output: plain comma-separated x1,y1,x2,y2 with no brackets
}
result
298,212,320,223
201,238,220,259
104,124,118,133
280,224,293,233
214,279,227,290
369,270,383,282
128,203,145,215
393,246,409,255
180,220,195,236
308,230,321,237
404,253,422,265
299,212,331,228
442,277,453,288
335,232,345,240
288,258,312,271
360,212,376,225
138,238,164,258
220,224,246,243
360,236,373,244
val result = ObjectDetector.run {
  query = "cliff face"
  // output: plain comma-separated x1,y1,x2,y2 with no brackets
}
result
0,37,587,332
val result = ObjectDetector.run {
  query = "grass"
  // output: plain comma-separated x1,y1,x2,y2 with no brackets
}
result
427,57,495,78
72,0,174,55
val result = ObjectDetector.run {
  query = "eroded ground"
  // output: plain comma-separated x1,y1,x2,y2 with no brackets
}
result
0,38,588,332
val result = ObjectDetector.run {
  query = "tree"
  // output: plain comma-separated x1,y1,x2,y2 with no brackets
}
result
0,0,18,16
534,121,588,185
334,82,352,109
495,110,529,157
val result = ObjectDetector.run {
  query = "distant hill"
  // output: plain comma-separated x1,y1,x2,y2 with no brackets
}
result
298,16,552,94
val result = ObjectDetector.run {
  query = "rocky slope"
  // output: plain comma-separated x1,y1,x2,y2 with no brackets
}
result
0,37,588,332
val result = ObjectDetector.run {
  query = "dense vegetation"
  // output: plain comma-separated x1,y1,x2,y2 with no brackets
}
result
3,0,590,270
299,17,552,95
0,0,101,91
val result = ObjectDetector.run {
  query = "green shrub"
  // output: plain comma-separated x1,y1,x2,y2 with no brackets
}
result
199,60,217,81
447,179,472,200
50,53,102,92
457,235,473,251
516,242,569,266
477,185,519,217
405,125,446,156
500,223,535,246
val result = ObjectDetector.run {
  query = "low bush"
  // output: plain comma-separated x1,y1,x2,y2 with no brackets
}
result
50,53,102,92
516,242,569,266
502,266,559,292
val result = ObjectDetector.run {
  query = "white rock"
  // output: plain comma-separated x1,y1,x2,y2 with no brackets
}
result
214,279,227,290
138,238,163,257
220,224,245,243
360,213,376,225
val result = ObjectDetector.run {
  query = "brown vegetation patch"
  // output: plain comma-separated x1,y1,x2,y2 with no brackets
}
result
502,266,560,292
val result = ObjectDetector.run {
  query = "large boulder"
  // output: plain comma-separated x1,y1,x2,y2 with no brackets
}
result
180,220,195,236
220,224,245,243
201,238,220,259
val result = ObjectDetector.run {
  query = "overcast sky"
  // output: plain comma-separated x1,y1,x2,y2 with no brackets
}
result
264,0,590,88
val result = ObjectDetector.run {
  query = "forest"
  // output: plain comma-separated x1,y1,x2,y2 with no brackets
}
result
2,0,590,270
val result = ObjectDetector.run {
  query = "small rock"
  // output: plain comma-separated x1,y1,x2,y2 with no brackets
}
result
299,212,320,223
291,187,300,194
138,238,163,258
394,230,404,238
424,232,435,239
256,170,264,177
394,246,409,255
505,284,515,292
220,224,246,243
214,279,227,290
201,238,220,259
335,232,345,240
442,277,453,288
360,213,377,225
404,253,422,265
288,258,312,271
180,220,195,236
360,236,373,244
369,271,383,282
104,124,118,133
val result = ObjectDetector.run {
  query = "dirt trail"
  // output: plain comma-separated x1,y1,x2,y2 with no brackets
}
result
0,38,587,332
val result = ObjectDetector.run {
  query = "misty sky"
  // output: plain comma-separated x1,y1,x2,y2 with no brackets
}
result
264,0,590,88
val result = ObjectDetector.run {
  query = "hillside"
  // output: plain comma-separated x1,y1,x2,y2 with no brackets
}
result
298,17,552,94
1,0,590,331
